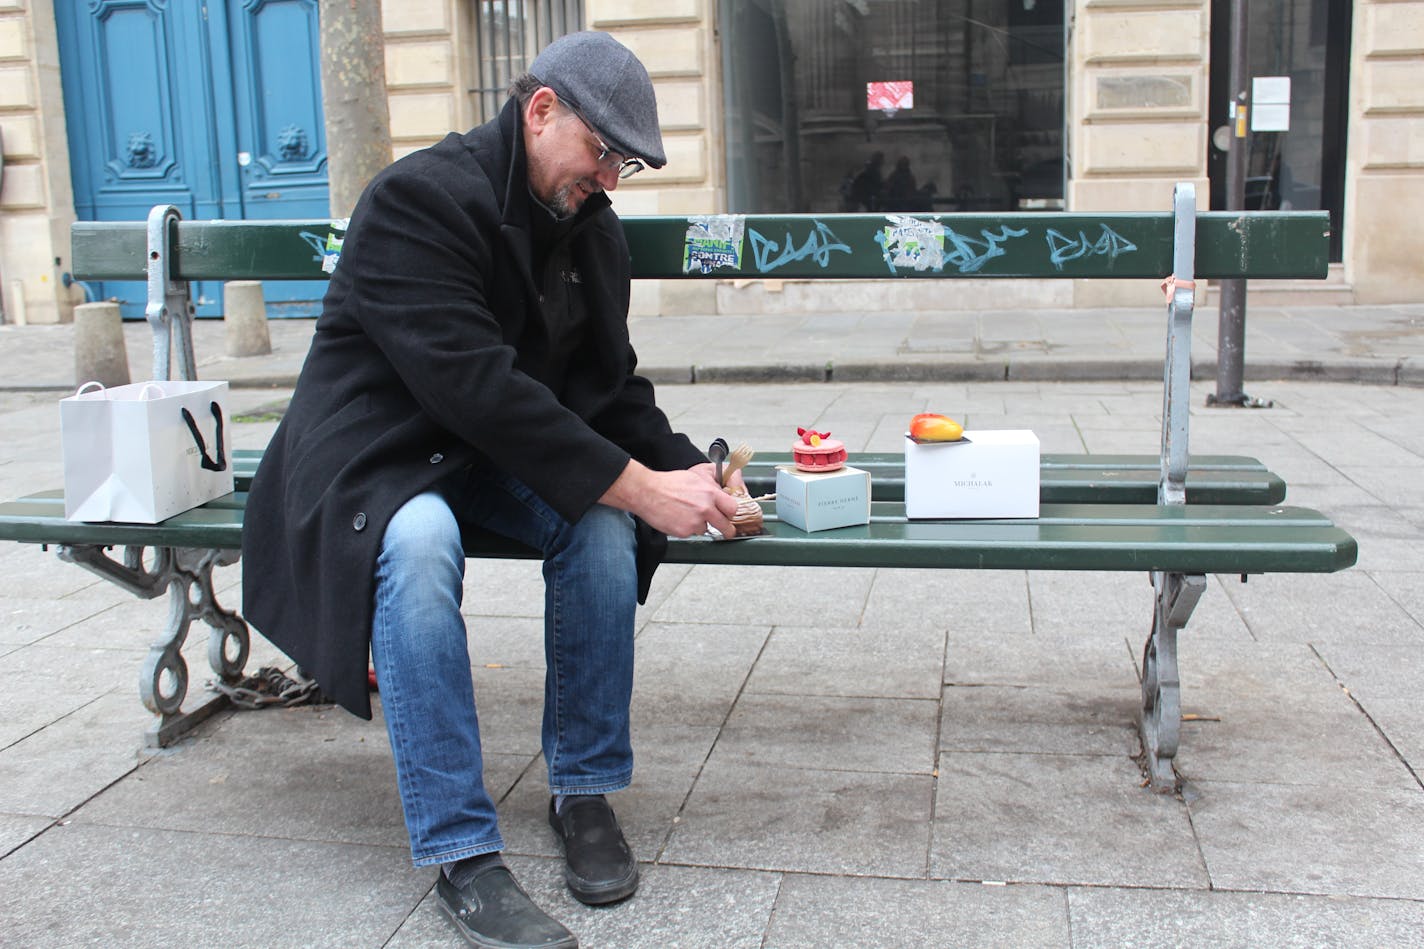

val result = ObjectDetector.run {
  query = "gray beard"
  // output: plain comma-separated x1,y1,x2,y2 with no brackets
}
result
528,184,575,223
548,182,580,219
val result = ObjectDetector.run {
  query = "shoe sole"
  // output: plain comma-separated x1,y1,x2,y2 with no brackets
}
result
437,879,579,949
564,863,639,905
439,899,578,949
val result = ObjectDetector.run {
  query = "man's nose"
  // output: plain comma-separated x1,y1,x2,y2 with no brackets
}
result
594,164,621,191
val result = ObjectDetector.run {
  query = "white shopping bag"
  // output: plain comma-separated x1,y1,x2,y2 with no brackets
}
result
61,380,235,523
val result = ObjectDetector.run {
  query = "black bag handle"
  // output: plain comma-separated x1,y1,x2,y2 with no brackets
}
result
180,401,227,472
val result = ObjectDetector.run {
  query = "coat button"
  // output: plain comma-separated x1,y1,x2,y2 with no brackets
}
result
353,513,367,531
429,452,444,464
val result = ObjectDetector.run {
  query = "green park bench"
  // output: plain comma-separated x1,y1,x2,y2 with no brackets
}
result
0,185,1356,791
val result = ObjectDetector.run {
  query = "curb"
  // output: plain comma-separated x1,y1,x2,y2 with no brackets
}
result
639,357,1423,388
5,359,1423,392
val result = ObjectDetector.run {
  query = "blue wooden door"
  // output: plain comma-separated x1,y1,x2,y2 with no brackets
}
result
219,0,331,314
57,0,329,318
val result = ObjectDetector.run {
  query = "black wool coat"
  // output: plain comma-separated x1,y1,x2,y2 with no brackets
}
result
241,99,705,719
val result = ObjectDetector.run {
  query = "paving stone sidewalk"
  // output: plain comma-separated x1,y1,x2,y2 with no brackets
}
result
1,371,1422,947
1,301,1422,391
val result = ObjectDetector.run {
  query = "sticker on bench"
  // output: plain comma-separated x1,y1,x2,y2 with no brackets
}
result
297,218,349,274
683,215,745,275
321,218,349,274
876,215,947,273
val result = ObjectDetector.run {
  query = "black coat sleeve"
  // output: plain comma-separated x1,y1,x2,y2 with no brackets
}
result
591,345,707,471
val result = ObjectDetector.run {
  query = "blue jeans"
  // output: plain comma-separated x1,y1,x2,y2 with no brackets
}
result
369,466,637,866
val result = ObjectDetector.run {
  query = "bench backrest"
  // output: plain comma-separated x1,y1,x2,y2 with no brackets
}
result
71,209,1328,283
65,187,1330,513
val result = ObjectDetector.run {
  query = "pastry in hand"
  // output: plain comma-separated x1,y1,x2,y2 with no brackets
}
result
726,486,765,537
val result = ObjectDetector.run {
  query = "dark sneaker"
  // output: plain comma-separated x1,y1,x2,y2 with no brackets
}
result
547,795,640,905
436,863,578,948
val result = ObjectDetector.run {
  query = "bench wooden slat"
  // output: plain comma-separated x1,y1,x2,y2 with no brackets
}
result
0,494,1356,576
628,212,1330,280
70,211,1330,282
227,448,1272,472
225,449,1287,505
228,449,1275,473
726,457,1286,505
0,492,249,549
1039,453,1265,470
673,507,1355,573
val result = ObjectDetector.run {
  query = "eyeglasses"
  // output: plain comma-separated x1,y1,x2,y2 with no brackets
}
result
563,102,646,180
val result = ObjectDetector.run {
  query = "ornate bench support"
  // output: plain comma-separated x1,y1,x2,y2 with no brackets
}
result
1140,570,1206,790
1138,182,1204,791
1159,182,1196,506
59,544,250,747
146,204,197,383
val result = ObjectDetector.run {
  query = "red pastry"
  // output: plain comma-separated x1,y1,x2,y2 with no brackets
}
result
792,426,847,472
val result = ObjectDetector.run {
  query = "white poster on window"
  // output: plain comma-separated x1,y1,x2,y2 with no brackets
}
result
1251,77,1291,132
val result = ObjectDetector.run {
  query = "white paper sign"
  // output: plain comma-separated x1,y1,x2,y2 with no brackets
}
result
1253,76,1291,104
1251,76,1291,131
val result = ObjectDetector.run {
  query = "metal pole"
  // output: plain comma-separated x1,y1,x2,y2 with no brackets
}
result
1210,0,1262,407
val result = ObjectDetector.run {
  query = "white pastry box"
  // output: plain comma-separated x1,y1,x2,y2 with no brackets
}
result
904,430,1040,519
775,465,871,532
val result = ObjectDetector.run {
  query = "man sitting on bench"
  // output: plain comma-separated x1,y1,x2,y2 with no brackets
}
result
242,32,740,949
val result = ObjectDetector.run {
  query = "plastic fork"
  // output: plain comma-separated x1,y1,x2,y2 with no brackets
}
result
722,443,753,486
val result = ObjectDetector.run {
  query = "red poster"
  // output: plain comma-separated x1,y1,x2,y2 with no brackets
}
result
866,81,914,112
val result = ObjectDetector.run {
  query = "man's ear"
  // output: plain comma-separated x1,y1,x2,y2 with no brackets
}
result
524,86,560,135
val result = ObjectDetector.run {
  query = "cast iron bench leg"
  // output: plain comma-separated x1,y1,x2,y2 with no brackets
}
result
1140,570,1206,791
58,544,250,747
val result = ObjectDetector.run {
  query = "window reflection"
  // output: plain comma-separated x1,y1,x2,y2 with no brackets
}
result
721,0,1066,214
1207,0,1351,260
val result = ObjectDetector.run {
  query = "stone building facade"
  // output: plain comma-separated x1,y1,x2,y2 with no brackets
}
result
1,0,1420,324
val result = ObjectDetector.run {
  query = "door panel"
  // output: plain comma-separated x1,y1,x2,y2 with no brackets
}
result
57,1,224,313
92,6,180,208
228,0,329,214
225,0,330,313
57,0,328,317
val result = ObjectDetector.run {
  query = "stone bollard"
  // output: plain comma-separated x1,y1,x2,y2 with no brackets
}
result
224,280,272,357
73,301,131,388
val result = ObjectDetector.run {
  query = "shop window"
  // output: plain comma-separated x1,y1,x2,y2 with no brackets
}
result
470,0,583,122
720,0,1066,214
1208,0,1350,261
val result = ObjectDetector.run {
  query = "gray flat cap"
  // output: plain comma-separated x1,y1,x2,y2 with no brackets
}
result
530,31,666,169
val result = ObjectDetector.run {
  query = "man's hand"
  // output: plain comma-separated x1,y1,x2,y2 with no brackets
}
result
690,461,747,496
600,460,739,538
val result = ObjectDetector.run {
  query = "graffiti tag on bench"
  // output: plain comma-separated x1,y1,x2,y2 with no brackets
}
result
680,214,1141,278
